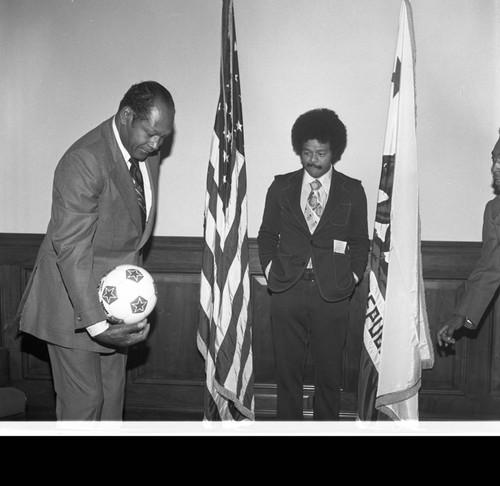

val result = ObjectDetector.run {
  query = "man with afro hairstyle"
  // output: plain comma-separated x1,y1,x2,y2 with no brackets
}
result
258,108,369,420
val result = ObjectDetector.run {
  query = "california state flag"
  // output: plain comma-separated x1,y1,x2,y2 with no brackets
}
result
357,0,434,421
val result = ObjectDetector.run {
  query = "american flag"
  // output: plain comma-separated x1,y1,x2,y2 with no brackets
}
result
357,0,434,421
197,0,254,421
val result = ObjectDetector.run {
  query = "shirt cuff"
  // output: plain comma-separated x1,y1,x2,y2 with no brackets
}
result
265,261,272,280
86,320,110,337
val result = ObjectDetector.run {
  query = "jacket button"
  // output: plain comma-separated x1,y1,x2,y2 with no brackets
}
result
77,315,82,321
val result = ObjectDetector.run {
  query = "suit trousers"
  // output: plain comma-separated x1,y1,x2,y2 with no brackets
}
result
47,342,127,420
270,276,349,420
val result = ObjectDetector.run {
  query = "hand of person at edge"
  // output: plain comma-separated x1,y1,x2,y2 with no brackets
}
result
437,314,466,347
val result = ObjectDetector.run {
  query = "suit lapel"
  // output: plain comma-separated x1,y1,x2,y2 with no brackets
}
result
103,118,144,235
316,168,345,231
282,170,309,232
139,156,160,246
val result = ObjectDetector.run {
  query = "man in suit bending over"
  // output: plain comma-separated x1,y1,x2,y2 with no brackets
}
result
17,81,175,420
438,130,500,348
257,108,369,420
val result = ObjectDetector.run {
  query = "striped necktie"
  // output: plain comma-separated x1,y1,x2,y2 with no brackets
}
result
129,158,147,230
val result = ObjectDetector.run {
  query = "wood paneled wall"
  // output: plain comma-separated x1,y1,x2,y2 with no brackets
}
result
1,233,500,421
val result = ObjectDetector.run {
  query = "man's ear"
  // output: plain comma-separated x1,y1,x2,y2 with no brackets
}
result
118,106,134,126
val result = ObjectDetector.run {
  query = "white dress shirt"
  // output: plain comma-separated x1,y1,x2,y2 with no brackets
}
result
112,119,152,220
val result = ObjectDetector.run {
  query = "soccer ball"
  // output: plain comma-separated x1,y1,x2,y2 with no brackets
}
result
98,264,157,325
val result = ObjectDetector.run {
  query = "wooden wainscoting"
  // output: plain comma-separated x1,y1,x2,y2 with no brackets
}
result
1,233,499,421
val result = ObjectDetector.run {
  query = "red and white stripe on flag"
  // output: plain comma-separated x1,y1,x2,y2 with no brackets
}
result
197,0,254,421
358,0,434,422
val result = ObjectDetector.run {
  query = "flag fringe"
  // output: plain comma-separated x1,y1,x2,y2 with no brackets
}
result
213,381,255,421
375,377,421,421
375,377,421,409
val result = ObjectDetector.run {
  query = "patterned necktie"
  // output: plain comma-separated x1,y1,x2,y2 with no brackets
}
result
304,179,322,232
129,158,147,230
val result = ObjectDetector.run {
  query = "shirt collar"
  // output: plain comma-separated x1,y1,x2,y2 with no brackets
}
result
303,165,333,188
112,116,132,164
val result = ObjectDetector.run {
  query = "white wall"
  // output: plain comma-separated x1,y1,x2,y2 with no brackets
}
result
1,0,499,241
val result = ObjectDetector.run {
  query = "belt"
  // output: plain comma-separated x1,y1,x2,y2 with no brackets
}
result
302,269,315,281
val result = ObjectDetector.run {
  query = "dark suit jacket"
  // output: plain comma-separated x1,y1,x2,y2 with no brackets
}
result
257,167,369,302
456,195,500,328
17,116,160,352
